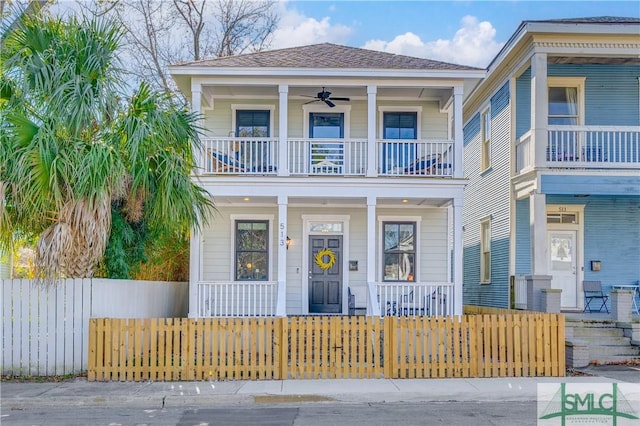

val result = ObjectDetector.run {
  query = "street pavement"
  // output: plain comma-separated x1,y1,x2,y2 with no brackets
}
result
1,368,634,410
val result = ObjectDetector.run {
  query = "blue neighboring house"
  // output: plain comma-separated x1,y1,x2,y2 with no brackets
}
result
462,17,640,310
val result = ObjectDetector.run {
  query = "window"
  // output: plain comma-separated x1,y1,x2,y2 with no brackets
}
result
481,108,491,170
236,110,270,137
383,222,416,282
383,112,417,139
480,219,491,283
235,220,269,281
547,77,584,125
382,112,417,172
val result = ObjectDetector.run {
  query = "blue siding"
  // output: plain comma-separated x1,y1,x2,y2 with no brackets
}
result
463,113,480,146
546,195,640,294
463,238,510,308
541,175,640,196
491,82,510,118
515,199,531,275
515,67,531,139
549,64,640,126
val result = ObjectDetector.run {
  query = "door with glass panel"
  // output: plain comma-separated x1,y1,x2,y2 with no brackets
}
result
548,230,578,308
309,112,344,174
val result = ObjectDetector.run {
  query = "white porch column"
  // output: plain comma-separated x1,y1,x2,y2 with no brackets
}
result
190,82,203,171
366,85,377,177
531,53,548,169
276,195,288,316
366,196,380,315
188,82,203,318
530,192,548,275
452,197,464,315
453,86,464,178
278,84,289,176
188,228,201,318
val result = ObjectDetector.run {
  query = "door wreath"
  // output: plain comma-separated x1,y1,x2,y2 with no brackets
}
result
314,248,336,270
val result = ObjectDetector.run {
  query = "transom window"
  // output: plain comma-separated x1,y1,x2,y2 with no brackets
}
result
547,213,578,224
480,219,491,283
235,220,268,281
383,222,416,282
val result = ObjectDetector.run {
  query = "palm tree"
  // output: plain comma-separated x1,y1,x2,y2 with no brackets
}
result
0,14,213,280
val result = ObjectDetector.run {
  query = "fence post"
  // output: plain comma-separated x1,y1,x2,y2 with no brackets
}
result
277,317,287,380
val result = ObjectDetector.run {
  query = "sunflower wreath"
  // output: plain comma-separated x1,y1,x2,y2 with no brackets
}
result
314,248,336,270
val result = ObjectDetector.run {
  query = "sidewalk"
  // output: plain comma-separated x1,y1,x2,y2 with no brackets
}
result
0,375,614,409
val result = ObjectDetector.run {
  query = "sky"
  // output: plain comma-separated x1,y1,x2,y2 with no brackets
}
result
270,1,640,67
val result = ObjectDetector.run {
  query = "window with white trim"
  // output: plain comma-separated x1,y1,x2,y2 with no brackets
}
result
383,222,416,282
480,218,491,283
235,220,269,281
481,108,491,170
548,77,585,125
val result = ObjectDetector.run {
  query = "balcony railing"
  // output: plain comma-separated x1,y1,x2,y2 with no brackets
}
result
516,126,640,173
197,281,278,317
368,282,454,317
200,137,454,177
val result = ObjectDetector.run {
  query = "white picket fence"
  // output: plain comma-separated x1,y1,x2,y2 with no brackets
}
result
1,278,187,376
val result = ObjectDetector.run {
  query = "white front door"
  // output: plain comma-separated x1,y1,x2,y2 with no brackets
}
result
548,230,577,308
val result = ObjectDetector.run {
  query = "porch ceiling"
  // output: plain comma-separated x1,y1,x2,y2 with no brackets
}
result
201,85,453,103
213,195,451,207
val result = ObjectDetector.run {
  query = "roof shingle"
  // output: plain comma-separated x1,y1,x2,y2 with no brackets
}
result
175,43,481,71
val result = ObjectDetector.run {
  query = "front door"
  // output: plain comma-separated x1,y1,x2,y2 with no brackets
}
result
309,235,342,313
549,230,578,308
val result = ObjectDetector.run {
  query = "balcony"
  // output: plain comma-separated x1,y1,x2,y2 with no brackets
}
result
200,137,454,177
516,126,640,173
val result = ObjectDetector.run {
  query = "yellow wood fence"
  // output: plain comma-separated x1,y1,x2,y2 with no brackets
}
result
88,314,564,381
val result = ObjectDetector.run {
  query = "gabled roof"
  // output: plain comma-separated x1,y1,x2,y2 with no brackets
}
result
173,43,481,71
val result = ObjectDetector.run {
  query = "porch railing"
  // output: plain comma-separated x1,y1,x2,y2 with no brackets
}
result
377,140,454,177
370,282,454,317
288,138,367,175
516,126,640,173
201,137,278,175
199,137,456,177
197,281,278,317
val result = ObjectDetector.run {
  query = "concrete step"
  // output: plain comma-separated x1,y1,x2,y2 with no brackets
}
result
566,320,617,328
573,336,631,346
571,327,624,338
590,345,640,357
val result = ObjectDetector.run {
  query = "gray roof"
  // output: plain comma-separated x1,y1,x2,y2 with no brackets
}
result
175,43,481,71
529,16,640,24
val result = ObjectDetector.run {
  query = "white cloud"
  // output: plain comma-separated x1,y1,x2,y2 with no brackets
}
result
362,16,503,68
269,5,352,49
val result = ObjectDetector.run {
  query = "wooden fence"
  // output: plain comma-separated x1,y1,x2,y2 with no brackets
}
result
88,313,565,381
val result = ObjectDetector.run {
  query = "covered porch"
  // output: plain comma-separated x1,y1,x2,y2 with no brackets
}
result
188,182,464,318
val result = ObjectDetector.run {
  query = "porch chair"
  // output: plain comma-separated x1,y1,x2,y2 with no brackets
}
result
583,280,609,313
210,150,246,173
399,291,425,316
404,155,452,176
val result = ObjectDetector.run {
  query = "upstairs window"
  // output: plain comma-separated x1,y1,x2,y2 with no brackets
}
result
481,108,491,170
383,112,417,139
548,77,584,125
236,110,270,137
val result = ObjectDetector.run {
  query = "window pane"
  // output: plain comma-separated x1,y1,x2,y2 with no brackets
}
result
310,113,343,138
237,111,270,137
235,221,268,281
384,224,399,251
383,112,417,140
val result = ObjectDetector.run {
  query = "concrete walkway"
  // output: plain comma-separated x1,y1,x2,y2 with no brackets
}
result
0,375,620,409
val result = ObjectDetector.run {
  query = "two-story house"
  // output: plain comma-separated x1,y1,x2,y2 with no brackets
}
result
462,17,640,311
169,43,484,317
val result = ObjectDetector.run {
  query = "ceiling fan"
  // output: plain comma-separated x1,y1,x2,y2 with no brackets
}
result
303,87,350,108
